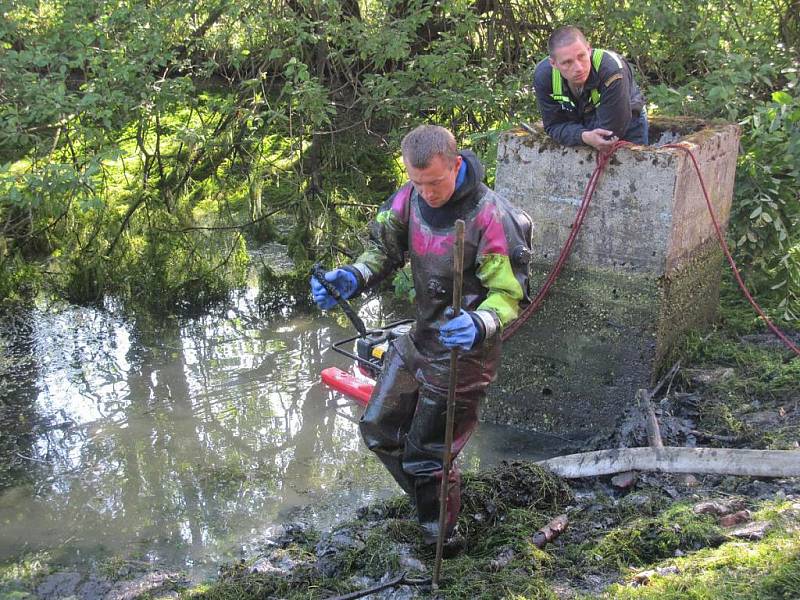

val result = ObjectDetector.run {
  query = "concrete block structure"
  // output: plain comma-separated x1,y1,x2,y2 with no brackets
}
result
486,117,740,441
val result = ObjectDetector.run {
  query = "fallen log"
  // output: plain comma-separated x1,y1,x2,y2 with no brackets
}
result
536,447,800,479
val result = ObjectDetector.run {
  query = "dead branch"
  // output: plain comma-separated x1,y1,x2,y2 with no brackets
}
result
537,447,800,479
637,388,664,449
532,513,568,548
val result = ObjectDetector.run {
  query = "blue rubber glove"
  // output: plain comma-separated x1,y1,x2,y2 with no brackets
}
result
439,307,478,351
310,268,358,310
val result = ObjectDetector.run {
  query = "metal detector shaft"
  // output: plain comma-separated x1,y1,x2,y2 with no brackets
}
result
432,219,465,589
311,263,368,337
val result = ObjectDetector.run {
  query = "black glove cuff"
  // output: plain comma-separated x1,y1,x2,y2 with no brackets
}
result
341,265,365,296
467,311,486,346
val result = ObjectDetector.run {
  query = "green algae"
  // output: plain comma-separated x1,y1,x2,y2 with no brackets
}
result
598,505,800,600
655,240,726,374
0,552,51,600
678,311,800,450
182,462,573,600
489,263,662,438
573,503,724,571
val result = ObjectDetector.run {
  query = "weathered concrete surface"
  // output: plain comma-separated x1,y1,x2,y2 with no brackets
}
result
485,118,740,441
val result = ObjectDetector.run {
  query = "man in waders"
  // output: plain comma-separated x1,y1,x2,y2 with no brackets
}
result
533,25,648,151
310,125,530,553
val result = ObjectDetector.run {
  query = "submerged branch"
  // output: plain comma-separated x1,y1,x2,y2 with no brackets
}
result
324,572,430,600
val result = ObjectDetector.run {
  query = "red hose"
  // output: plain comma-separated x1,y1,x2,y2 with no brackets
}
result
502,141,623,340
503,140,799,358
663,143,799,357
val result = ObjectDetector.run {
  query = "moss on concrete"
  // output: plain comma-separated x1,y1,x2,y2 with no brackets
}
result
655,239,726,374
492,118,739,442
487,264,661,439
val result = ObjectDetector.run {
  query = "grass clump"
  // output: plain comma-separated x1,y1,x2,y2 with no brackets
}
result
588,496,800,599
460,461,573,546
678,319,800,449
0,552,51,599
438,559,557,600
573,502,724,572
601,535,800,599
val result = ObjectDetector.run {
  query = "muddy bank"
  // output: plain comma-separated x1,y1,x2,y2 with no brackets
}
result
3,329,799,599
186,328,800,599
4,461,799,599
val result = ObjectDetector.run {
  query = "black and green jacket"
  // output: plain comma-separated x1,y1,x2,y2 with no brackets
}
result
533,48,646,146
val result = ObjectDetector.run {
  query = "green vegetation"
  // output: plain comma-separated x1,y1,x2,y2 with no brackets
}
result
679,281,800,450
1,5,798,594
601,501,800,600
572,503,725,571
1,0,798,317
0,552,51,600
181,474,799,599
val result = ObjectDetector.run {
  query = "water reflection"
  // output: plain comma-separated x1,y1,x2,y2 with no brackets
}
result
0,292,557,578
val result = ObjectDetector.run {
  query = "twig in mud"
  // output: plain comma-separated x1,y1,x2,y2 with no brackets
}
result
325,572,430,600
637,389,664,449
650,360,681,400
689,429,741,443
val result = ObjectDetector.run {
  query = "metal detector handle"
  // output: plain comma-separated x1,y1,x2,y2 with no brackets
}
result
311,263,368,338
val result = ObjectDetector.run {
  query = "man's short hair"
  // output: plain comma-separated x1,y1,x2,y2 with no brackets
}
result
401,125,458,169
548,25,588,56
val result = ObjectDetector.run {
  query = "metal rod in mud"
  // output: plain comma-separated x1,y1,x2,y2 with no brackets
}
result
311,263,368,337
433,219,465,589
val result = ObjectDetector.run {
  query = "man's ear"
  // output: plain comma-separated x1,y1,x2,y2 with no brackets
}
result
548,56,556,68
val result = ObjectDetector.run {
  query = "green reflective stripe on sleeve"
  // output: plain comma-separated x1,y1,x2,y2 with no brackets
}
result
592,48,604,71
552,67,563,96
475,254,524,328
550,67,575,106
375,210,393,224
589,49,605,107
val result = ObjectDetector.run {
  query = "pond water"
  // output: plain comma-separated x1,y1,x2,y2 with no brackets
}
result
0,285,560,581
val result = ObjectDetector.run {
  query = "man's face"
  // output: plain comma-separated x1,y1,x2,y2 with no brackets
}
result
404,154,462,209
549,38,592,86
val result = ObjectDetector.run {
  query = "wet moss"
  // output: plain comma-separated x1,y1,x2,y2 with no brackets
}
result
600,502,800,599
574,503,724,571
678,320,800,449
0,552,50,599
181,462,574,599
436,555,557,600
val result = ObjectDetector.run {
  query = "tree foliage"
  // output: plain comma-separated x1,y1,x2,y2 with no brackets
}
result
0,0,798,318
